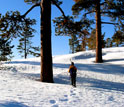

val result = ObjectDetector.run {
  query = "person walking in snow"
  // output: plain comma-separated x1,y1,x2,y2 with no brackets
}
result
68,62,77,87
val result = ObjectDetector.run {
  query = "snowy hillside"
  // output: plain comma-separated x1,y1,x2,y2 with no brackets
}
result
0,47,124,107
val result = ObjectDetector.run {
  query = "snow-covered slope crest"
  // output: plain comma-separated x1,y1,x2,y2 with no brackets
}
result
0,47,124,107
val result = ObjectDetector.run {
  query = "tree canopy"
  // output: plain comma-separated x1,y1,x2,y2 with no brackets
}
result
0,11,36,39
0,37,14,61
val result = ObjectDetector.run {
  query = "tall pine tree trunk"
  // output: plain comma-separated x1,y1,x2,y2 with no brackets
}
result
24,36,27,59
40,0,54,82
95,0,103,63
82,35,86,51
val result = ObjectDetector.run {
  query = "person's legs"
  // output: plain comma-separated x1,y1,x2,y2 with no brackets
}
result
71,75,73,85
73,75,76,87
71,74,76,87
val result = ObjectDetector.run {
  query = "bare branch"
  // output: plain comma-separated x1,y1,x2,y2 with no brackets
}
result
101,11,124,16
51,0,66,18
83,11,96,17
22,3,40,18
101,21,119,25
100,2,107,6
101,11,114,14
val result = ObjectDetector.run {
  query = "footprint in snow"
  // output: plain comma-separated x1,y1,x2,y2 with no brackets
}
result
70,90,76,96
64,95,68,97
108,96,114,101
52,105,59,107
50,100,59,107
59,95,68,102
59,98,68,102
50,100,56,104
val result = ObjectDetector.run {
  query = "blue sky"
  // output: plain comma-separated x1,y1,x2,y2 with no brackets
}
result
0,0,115,59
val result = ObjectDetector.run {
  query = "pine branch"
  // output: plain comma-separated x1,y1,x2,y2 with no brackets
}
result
101,11,124,16
51,0,66,18
101,21,119,25
22,3,40,18
100,2,107,6
83,11,96,17
22,0,66,19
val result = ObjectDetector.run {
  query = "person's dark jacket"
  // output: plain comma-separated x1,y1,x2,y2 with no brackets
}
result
68,65,77,76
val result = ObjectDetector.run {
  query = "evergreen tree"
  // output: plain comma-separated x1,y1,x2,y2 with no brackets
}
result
69,35,81,53
72,0,124,62
24,0,66,82
112,30,124,47
87,29,105,50
53,15,93,53
75,44,82,52
17,28,40,59
105,38,113,48
101,32,106,48
78,30,90,51
0,11,36,38
0,37,14,61
17,19,40,59
69,30,90,53
87,29,96,50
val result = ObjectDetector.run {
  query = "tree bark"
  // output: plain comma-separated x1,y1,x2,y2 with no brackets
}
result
24,36,27,59
40,0,54,82
82,35,86,51
95,0,103,63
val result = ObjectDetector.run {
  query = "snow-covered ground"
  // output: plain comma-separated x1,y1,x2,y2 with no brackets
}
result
0,47,124,107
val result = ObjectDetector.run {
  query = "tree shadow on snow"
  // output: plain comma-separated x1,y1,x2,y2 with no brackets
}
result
0,101,29,107
77,63,124,75
53,63,70,69
73,53,96,60
18,72,40,80
77,76,124,92
104,58,124,62
53,62,124,75
6,61,40,65
54,74,70,85
72,52,107,60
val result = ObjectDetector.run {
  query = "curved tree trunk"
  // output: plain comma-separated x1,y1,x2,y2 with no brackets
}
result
40,0,54,82
95,0,103,63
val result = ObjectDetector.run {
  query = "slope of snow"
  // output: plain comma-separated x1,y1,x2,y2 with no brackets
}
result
0,47,124,107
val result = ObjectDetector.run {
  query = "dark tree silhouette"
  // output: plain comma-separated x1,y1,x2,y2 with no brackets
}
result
0,37,14,61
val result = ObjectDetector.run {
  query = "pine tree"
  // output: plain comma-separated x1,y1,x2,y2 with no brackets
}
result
0,37,14,61
78,30,90,51
75,44,82,52
17,22,40,59
87,29,105,50
69,35,81,53
53,15,93,53
17,32,40,59
87,29,96,50
72,0,124,62
112,30,124,47
102,32,106,48
24,0,66,82
105,38,113,48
